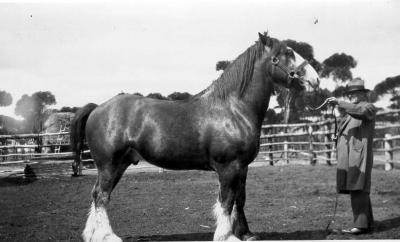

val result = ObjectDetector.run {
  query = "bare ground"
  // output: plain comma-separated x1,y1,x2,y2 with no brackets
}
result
0,162,400,241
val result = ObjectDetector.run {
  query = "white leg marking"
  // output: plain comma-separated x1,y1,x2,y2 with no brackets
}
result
213,200,240,241
82,202,122,242
231,203,238,227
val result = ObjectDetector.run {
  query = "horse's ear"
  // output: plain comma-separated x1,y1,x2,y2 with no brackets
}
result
258,32,272,47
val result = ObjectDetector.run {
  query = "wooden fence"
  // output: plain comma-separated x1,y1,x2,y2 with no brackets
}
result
0,132,74,162
259,111,400,171
1,110,399,171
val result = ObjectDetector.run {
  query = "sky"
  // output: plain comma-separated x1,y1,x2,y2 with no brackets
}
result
0,0,399,119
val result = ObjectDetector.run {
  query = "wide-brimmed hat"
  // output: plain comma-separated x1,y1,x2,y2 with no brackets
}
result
345,78,370,93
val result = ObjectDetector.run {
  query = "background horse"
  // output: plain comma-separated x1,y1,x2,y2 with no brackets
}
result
72,32,320,241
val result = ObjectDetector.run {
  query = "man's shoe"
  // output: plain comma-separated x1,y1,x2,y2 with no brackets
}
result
341,227,370,235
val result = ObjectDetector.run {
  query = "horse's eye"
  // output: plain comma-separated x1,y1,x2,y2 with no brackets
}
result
289,71,296,78
272,57,279,64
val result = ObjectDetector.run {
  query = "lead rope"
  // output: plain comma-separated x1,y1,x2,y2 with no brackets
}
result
306,99,339,234
325,105,338,234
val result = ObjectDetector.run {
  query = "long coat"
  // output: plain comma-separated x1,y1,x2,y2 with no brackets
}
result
336,100,377,194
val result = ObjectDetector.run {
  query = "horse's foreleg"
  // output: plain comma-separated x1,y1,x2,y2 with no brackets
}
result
82,159,131,242
231,166,258,241
213,162,241,241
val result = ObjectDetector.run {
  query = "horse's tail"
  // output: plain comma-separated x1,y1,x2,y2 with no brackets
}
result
70,103,98,176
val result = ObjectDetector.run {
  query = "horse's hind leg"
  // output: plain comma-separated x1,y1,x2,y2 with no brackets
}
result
82,152,132,242
72,143,82,176
213,161,242,241
231,166,258,241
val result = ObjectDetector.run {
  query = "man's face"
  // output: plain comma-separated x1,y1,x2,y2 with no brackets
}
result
347,91,365,103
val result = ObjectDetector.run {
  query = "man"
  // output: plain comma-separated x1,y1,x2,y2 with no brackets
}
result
327,78,376,235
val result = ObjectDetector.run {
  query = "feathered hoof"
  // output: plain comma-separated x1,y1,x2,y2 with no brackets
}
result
213,233,241,241
242,233,259,241
83,230,122,242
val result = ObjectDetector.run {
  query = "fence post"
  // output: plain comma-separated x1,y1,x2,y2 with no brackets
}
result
384,133,393,171
268,128,274,165
283,140,288,164
308,125,316,165
324,124,332,166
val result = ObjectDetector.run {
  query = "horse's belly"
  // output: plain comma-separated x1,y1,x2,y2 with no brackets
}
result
145,156,212,171
134,141,211,170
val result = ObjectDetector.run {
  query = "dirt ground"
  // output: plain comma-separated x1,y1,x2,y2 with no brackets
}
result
0,162,400,241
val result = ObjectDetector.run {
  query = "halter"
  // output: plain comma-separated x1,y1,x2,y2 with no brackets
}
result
270,56,309,88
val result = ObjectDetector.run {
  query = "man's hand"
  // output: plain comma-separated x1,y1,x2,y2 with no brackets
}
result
326,97,338,106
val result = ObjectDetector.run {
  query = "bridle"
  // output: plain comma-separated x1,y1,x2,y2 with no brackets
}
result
270,55,309,88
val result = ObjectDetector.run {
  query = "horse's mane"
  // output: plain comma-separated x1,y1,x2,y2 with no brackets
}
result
193,41,266,101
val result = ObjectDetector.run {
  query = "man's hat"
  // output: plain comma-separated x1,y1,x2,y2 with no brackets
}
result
346,78,370,93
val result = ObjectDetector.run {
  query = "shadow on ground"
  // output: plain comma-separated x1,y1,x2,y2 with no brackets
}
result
374,216,400,233
0,175,37,187
123,217,400,242
124,229,330,241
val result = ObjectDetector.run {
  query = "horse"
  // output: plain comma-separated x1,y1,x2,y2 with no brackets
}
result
73,32,320,241
70,103,98,176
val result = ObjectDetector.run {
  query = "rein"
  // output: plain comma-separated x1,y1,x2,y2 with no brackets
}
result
306,98,339,234
306,98,338,144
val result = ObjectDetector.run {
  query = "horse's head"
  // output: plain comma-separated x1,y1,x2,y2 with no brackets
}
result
258,32,320,92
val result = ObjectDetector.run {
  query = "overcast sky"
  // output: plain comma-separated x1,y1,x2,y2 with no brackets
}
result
1,0,399,118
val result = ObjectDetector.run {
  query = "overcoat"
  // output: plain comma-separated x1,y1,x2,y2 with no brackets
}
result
336,100,377,194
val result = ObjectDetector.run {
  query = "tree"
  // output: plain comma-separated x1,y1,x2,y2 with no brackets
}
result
168,92,192,101
0,115,24,134
0,90,12,107
321,53,357,84
59,106,80,113
374,75,400,108
15,91,56,133
147,93,168,100
133,92,143,97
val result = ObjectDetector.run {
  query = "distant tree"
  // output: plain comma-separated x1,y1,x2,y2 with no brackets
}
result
133,92,143,97
168,92,192,101
0,90,12,107
374,75,400,108
374,75,400,96
321,53,357,84
0,115,24,134
332,85,347,97
15,91,56,133
147,93,168,100
59,106,80,113
216,60,231,71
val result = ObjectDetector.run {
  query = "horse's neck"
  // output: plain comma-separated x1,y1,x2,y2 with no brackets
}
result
240,60,273,127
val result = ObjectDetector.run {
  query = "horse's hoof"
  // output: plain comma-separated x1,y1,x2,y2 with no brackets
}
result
243,234,259,241
104,233,123,242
